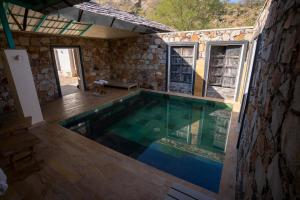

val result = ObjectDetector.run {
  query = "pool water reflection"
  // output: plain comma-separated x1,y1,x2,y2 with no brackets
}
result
62,91,232,193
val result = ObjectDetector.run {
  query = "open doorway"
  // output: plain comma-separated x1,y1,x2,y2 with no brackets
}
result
52,47,85,96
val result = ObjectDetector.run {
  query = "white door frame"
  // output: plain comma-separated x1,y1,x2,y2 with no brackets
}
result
203,41,248,101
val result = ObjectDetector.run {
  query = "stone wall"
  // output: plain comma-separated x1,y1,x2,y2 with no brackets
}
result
0,27,253,114
236,0,300,199
109,27,253,97
0,32,110,113
109,36,168,91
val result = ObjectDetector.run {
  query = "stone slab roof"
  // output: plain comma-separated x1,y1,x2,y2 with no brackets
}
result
74,2,175,33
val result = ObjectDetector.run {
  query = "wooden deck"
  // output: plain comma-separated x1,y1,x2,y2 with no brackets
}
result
2,88,238,200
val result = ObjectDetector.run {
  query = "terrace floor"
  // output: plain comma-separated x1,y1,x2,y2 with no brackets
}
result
2,88,239,200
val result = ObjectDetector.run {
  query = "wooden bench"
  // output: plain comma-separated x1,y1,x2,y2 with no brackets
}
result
106,81,138,91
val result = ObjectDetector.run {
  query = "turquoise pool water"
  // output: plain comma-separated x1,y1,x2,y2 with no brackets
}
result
61,91,232,193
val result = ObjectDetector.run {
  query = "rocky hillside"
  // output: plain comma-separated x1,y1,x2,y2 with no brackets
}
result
94,0,263,29
213,3,263,28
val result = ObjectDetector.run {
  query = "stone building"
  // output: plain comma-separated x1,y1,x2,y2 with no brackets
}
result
0,27,254,113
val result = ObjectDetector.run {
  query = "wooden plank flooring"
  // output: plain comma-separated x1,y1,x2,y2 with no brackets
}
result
2,88,237,200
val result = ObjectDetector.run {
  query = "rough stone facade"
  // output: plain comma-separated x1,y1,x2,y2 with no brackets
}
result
0,32,110,113
0,27,253,114
109,27,253,96
109,36,168,91
236,0,300,199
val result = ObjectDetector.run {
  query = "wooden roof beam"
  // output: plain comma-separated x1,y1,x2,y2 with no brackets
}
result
77,9,83,22
22,8,28,31
7,7,22,31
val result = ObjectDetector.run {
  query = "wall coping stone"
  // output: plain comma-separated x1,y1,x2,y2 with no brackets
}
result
151,26,254,36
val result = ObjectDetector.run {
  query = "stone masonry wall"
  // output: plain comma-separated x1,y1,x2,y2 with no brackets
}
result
0,28,253,114
109,36,168,91
0,31,110,113
109,27,253,96
236,0,300,199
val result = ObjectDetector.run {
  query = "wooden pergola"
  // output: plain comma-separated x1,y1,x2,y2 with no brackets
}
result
0,0,173,49
0,0,91,48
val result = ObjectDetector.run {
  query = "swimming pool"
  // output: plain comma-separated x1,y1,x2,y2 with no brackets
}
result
61,91,232,193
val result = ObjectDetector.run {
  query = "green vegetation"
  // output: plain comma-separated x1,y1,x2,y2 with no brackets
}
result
148,0,265,30
96,0,265,31
149,0,224,30
210,2,264,29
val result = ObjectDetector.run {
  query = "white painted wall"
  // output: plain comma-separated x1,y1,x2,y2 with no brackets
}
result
55,49,75,77
3,49,43,124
